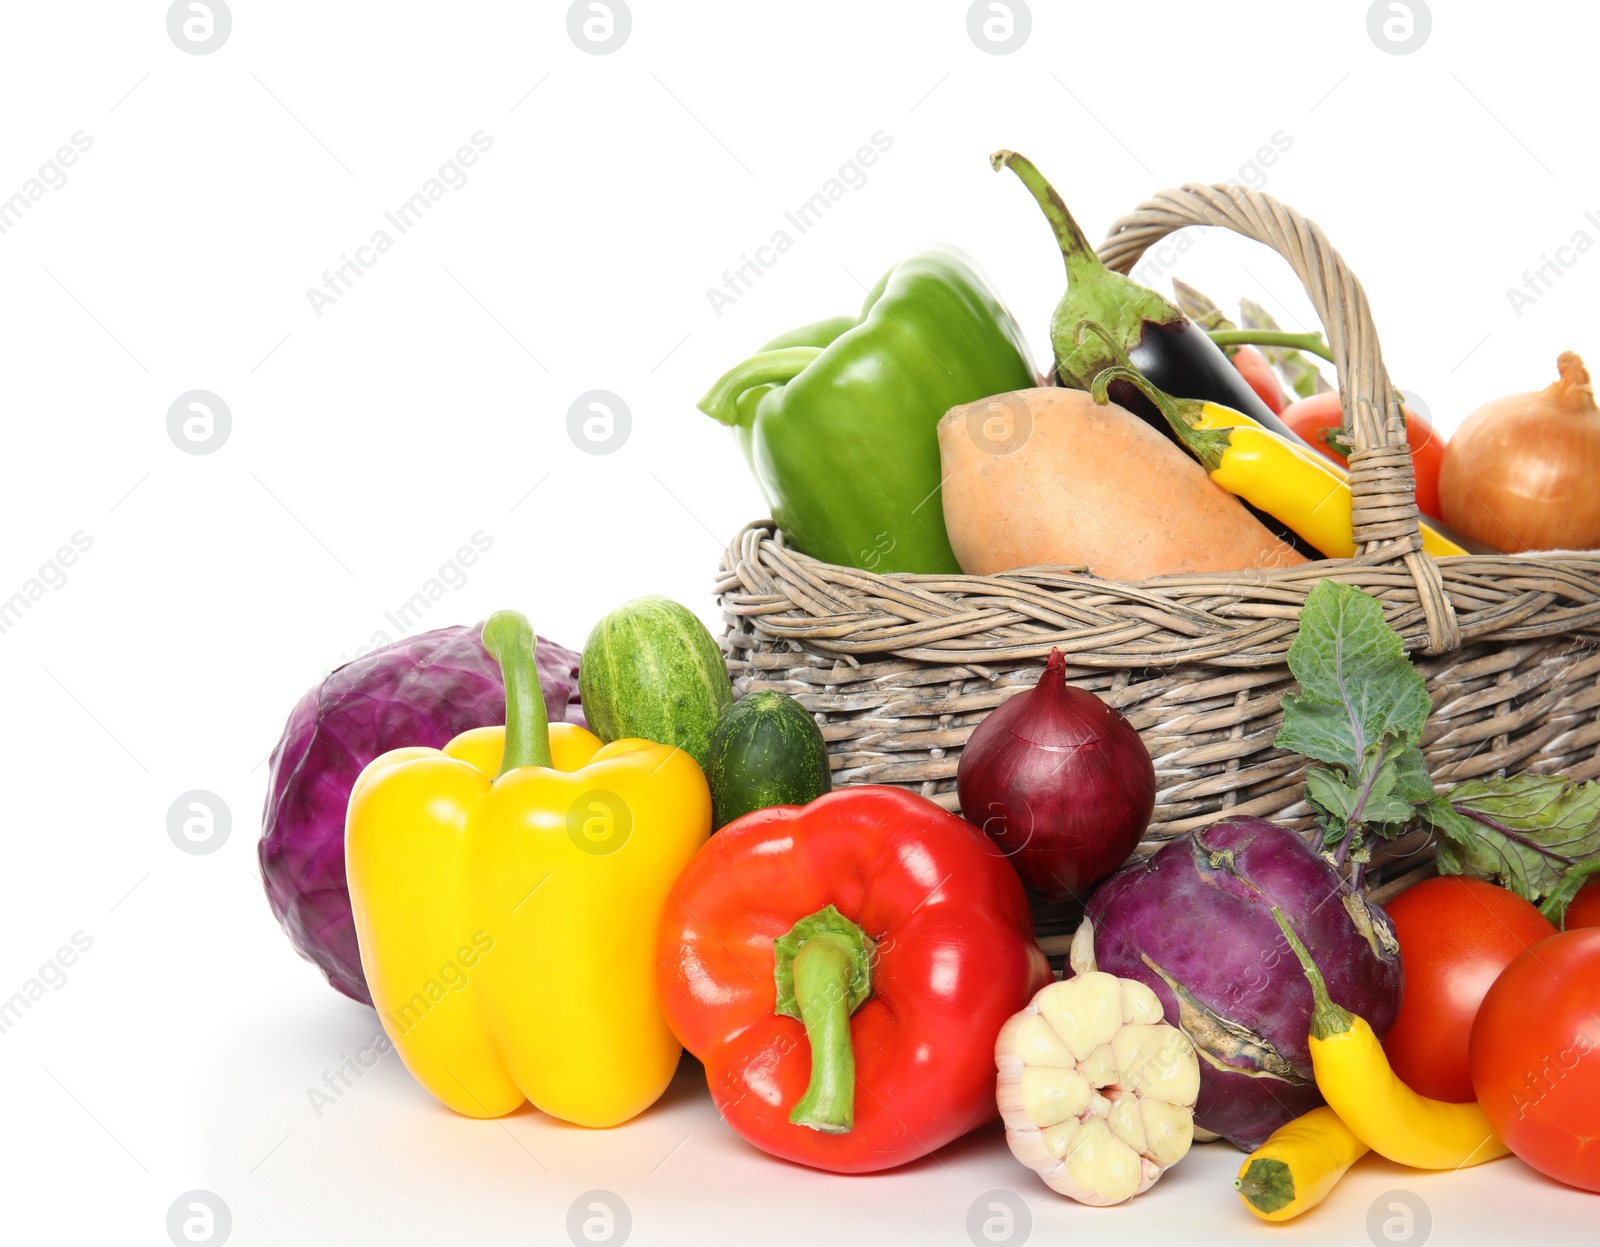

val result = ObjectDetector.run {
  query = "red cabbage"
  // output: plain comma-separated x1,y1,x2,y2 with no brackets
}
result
258,622,582,1004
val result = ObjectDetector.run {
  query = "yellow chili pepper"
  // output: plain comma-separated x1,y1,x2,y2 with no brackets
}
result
1236,1106,1369,1222
1272,909,1509,1170
1085,350,1466,560
345,610,711,1128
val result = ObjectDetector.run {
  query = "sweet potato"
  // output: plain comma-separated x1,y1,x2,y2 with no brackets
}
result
937,388,1306,580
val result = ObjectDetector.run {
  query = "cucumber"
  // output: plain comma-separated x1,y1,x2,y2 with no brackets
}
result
706,690,832,830
579,596,733,769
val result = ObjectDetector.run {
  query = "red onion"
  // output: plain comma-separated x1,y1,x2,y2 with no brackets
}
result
957,649,1155,901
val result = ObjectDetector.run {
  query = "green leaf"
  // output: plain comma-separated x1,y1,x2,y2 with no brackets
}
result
1305,754,1385,824
1541,860,1600,925
1345,746,1432,831
1420,775,1600,912
1306,742,1433,850
1388,742,1437,806
1434,830,1465,877
1277,701,1366,775
1305,765,1358,844
1275,581,1431,773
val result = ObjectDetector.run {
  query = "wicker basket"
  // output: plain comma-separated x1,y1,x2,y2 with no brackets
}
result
714,183,1600,907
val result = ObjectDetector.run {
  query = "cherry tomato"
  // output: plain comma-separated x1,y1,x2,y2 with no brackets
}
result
1470,929,1600,1192
1564,878,1600,929
1229,346,1288,415
1281,391,1447,520
1381,876,1555,1102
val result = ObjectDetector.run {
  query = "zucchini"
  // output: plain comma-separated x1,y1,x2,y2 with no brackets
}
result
706,690,832,829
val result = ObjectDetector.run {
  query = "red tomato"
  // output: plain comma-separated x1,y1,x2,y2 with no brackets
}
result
1229,346,1289,415
1565,879,1600,929
1470,929,1600,1192
1281,391,1447,520
1382,876,1555,1102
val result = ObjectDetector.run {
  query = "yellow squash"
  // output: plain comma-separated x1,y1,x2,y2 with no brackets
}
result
345,610,711,1128
1273,909,1509,1170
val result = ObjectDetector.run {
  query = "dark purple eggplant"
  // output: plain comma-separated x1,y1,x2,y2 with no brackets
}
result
1116,317,1298,438
992,150,1306,445
992,158,1498,560
993,150,1331,556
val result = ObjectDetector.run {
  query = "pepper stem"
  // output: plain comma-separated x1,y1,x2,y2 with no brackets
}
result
1236,1157,1296,1214
990,150,1102,278
1088,358,1234,474
696,347,826,427
772,905,876,1133
1270,906,1354,1040
481,610,553,775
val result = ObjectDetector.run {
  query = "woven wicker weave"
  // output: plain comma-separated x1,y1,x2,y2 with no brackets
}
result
714,184,1600,871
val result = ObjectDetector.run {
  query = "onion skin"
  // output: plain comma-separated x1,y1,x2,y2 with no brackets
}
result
1440,352,1600,553
956,649,1155,902
1084,817,1403,1151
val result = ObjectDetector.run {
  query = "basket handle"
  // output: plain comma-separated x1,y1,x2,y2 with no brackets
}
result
1096,184,1460,653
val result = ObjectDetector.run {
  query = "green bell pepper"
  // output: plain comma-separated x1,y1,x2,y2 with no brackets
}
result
697,246,1037,574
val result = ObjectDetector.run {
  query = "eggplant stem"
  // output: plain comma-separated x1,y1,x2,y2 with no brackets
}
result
990,150,1100,276
1207,329,1336,364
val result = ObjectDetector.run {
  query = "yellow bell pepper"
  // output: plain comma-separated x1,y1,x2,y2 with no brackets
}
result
1272,909,1510,1171
1082,335,1467,561
345,610,711,1128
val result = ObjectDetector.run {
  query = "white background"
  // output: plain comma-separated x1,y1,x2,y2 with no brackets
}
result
1,2,1596,1244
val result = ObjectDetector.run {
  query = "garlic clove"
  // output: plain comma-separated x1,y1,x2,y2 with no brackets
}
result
1139,1098,1195,1168
1042,1119,1080,1159
1120,977,1165,1025
1081,1042,1119,1088
1020,1065,1093,1129
1039,972,1124,1060
1106,1090,1148,1154
1113,1023,1202,1103
1013,1013,1077,1068
1063,1118,1145,1206
1004,1124,1060,1174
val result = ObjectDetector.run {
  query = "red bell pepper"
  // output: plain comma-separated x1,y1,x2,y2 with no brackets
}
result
656,785,1052,1173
